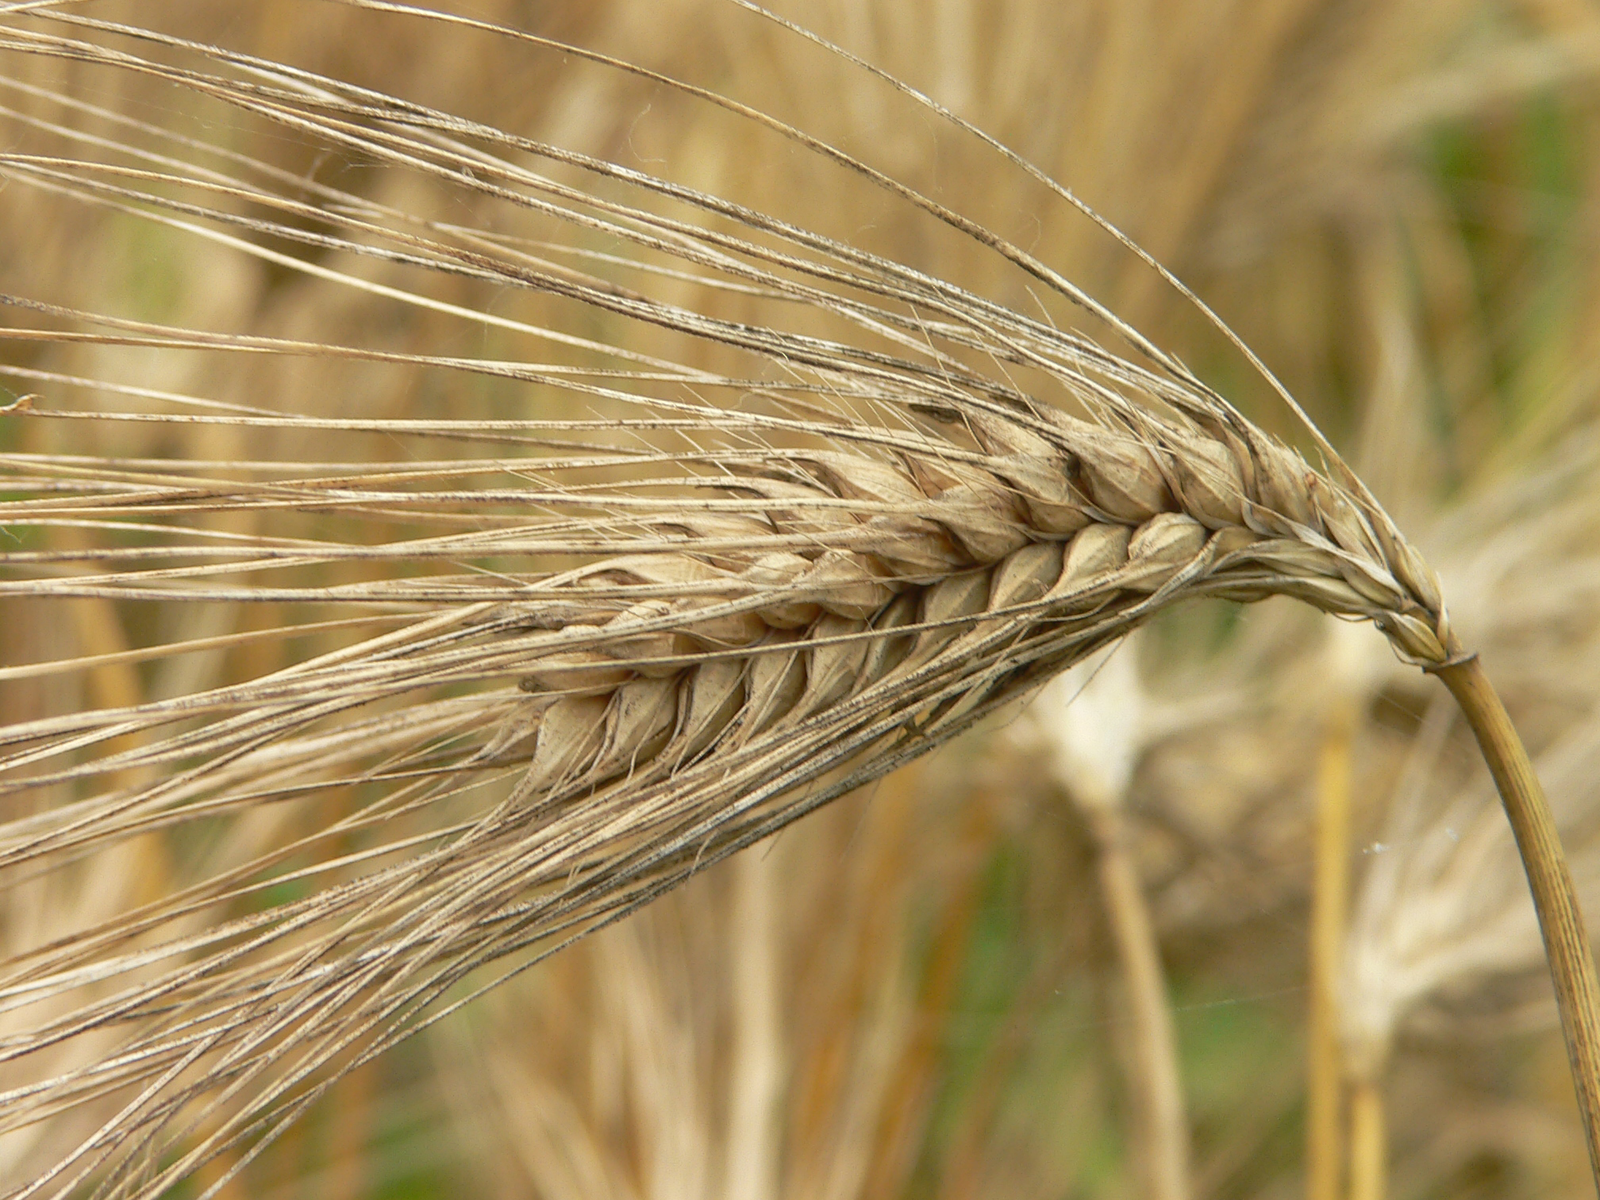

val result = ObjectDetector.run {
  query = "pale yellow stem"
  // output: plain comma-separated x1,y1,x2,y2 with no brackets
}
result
1086,803,1192,1200
1347,1077,1385,1200
725,846,783,1200
1309,701,1355,1200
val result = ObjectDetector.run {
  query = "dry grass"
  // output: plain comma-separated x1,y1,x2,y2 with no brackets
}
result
4,2,1600,1198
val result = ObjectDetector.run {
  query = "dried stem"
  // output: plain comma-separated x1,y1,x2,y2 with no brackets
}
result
1308,700,1354,1200
1347,1076,1385,1200
1434,654,1600,1182
1083,803,1191,1200
724,848,782,1200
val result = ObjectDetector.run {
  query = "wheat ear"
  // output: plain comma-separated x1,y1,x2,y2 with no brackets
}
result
0,3,1596,1195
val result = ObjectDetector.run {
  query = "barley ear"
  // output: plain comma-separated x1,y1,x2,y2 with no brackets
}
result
3,5,1600,1190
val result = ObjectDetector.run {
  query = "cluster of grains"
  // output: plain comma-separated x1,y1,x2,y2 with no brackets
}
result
489,401,1451,804
0,7,1494,1194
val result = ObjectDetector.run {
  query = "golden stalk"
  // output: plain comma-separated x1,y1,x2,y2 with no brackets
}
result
1082,800,1191,1200
1308,698,1354,1200
1030,643,1192,1200
1347,1076,1386,1200
1434,654,1600,1178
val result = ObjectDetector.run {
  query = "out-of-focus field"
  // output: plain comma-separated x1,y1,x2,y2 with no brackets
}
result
7,2,1600,1197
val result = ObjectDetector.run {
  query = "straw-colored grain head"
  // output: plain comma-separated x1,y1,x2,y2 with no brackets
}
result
0,3,1536,1196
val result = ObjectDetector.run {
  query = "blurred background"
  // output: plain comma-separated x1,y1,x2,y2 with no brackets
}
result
7,1,1600,1196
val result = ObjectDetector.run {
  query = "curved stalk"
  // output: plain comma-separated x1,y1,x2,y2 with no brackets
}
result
1434,654,1600,1181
